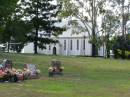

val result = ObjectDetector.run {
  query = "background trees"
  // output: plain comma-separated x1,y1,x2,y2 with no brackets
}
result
0,0,130,58
0,0,64,54
101,0,121,58
0,0,18,26
112,34,130,59
0,0,20,52
110,0,130,59
59,0,130,58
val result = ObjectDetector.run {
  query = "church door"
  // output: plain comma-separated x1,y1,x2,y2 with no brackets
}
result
53,47,57,55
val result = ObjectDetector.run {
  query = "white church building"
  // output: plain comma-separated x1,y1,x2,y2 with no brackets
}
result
21,29,104,56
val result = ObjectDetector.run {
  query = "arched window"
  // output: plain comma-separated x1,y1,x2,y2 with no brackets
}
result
77,39,79,50
64,40,66,50
83,39,85,50
70,40,73,50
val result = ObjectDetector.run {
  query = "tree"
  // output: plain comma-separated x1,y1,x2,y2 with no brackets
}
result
111,0,130,59
0,0,31,52
19,0,64,54
102,12,120,58
1,18,32,52
0,0,18,25
59,0,106,57
121,0,127,59
101,0,122,58
113,34,130,59
0,0,20,52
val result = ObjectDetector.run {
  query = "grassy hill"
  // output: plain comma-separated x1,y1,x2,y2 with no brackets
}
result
0,53,130,97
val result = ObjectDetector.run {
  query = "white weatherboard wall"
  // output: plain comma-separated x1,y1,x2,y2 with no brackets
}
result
98,46,105,57
84,38,92,56
21,43,34,53
21,35,104,56
21,18,105,56
21,37,104,56
21,25,104,56
52,36,92,56
37,43,60,55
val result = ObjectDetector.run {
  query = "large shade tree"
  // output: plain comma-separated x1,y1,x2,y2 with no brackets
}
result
0,0,18,25
0,0,19,39
100,0,122,58
1,17,32,52
19,0,64,54
0,0,23,52
59,0,130,58
59,0,106,57
102,10,120,58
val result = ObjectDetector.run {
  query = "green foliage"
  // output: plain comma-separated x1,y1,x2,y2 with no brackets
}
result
101,4,121,58
58,0,78,17
113,34,130,59
0,0,19,41
19,0,64,53
59,0,106,34
89,36,103,48
0,0,18,23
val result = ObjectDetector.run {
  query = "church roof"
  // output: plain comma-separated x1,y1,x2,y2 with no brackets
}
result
58,28,89,38
56,18,90,38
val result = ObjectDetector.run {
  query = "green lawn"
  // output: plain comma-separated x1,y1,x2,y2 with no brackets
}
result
0,53,130,97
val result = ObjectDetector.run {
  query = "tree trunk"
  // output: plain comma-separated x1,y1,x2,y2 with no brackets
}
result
7,36,11,53
106,48,110,58
34,0,38,54
92,43,97,57
34,41,38,54
92,26,97,57
106,35,110,58
121,50,125,59
7,42,10,53
34,28,38,54
91,0,97,57
121,0,126,59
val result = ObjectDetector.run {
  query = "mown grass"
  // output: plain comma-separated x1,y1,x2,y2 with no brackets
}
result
0,53,130,97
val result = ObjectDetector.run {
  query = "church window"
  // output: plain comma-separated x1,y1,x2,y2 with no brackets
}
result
64,40,66,50
83,39,85,50
77,39,79,50
70,40,73,50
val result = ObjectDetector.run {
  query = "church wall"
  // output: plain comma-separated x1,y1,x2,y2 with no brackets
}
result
84,38,92,56
58,37,92,56
21,37,104,56
58,37,82,56
37,43,60,55
98,46,105,57
21,43,34,53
